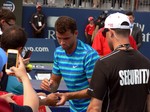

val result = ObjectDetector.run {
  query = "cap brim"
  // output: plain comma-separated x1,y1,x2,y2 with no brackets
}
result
0,48,7,71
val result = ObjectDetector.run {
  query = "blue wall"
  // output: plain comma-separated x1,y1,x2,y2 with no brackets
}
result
22,6,150,62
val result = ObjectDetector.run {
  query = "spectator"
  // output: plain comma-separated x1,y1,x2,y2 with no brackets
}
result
111,0,123,10
91,10,108,42
0,25,28,95
0,8,31,95
64,0,72,7
0,18,57,111
0,8,16,38
85,16,95,46
72,0,82,7
92,27,137,57
23,0,34,4
30,3,46,38
40,16,99,112
87,12,150,112
93,0,100,8
43,0,48,5
92,11,137,57
0,26,58,111
126,11,143,49
47,0,56,7
0,47,39,112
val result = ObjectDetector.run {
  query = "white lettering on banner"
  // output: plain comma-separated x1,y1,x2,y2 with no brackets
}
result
24,47,49,52
119,69,149,86
135,23,145,32
134,23,150,42
142,33,150,42
48,30,56,40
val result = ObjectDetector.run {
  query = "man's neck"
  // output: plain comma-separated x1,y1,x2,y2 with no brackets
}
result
66,40,77,55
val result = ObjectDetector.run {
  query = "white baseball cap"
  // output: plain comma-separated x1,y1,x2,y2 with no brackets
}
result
104,12,131,29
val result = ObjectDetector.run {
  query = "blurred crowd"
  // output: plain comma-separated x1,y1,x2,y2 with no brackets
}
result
23,0,150,11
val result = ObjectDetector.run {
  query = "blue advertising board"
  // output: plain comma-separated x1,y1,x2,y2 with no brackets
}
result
23,38,58,62
22,6,150,62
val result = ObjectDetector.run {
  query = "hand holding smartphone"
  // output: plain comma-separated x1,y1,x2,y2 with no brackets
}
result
5,49,19,73
24,50,32,59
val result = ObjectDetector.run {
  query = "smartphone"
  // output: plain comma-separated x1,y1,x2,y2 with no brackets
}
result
24,50,32,59
5,49,19,73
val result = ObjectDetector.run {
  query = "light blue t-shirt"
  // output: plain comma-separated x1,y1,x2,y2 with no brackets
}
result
52,39,99,112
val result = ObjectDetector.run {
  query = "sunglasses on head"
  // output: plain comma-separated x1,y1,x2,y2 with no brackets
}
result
102,28,109,37
5,21,15,26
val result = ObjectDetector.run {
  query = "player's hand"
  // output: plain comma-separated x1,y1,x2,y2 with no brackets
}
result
55,92,68,106
44,93,59,106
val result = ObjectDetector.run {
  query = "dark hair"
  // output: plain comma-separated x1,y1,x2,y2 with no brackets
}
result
113,29,130,37
125,11,134,17
1,25,27,51
55,16,77,34
0,8,16,23
112,22,130,37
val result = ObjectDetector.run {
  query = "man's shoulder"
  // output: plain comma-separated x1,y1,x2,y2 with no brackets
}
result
77,40,98,54
55,46,62,52
133,24,142,31
100,50,121,62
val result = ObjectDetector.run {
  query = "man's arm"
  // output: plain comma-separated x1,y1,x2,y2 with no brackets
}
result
91,25,99,42
137,28,143,49
64,79,91,99
55,79,91,106
39,23,46,32
31,23,38,32
87,97,103,112
7,55,39,112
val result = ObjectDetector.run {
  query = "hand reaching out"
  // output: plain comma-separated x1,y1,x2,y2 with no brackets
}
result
54,92,68,106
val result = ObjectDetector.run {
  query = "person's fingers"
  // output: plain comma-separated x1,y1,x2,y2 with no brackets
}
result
5,93,14,97
17,54,23,66
54,92,60,97
40,85,50,91
9,99,16,104
40,79,50,89
56,98,64,106
54,93,65,106
23,58,30,65
48,79,54,86
41,79,49,86
2,93,16,104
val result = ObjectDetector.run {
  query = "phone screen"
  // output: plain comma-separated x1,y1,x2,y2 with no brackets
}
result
7,53,17,69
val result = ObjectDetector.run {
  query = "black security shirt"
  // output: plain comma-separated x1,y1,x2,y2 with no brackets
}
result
88,50,150,112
